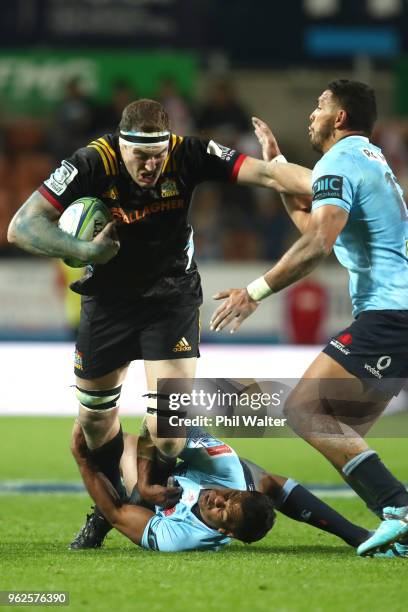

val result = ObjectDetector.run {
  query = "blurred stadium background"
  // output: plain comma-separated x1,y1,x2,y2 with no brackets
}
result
2,3,408,611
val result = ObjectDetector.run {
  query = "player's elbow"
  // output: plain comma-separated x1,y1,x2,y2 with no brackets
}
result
6,222,16,245
7,200,35,245
309,230,333,259
7,214,23,245
269,179,287,194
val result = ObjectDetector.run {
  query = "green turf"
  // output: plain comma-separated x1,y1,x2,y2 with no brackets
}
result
1,416,408,483
1,417,408,611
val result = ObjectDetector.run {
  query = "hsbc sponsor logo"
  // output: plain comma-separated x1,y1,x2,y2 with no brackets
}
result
312,175,343,201
364,355,392,380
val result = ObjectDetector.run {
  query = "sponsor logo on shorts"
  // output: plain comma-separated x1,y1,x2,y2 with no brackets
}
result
364,355,392,379
161,179,179,198
337,333,352,345
330,333,352,355
312,175,343,201
172,337,192,352
377,355,392,370
364,363,383,379
74,349,83,370
44,160,78,195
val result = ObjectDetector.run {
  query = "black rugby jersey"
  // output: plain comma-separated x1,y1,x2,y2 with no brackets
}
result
39,134,246,302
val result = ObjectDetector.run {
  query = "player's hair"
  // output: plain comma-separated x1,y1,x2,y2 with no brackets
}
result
327,79,377,136
119,99,170,133
235,492,276,544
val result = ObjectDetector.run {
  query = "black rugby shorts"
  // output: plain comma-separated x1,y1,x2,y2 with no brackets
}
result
74,295,200,379
323,309,408,396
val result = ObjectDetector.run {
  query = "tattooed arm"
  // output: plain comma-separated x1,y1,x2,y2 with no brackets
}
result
7,191,119,264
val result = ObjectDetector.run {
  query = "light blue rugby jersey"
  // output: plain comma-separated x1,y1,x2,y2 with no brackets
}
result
140,430,247,552
311,135,408,316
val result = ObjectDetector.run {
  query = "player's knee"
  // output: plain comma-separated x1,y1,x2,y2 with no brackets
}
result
282,391,295,419
76,385,122,412
143,391,186,457
282,390,303,429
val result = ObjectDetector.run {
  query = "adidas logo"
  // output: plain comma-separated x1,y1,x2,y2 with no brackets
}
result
172,337,192,352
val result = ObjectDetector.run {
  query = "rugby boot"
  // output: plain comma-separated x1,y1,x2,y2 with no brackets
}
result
372,541,408,558
357,506,408,556
69,506,112,549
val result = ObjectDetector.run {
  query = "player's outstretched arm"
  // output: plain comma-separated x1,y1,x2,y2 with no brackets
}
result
7,191,119,264
252,116,313,233
210,204,348,333
71,422,154,545
236,156,312,195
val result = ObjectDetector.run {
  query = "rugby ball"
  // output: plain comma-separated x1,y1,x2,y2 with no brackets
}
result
58,197,111,267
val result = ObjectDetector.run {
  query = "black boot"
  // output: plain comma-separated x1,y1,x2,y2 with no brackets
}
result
69,506,112,550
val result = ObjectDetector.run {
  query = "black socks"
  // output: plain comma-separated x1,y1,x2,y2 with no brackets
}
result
342,450,408,518
89,427,125,498
276,479,370,547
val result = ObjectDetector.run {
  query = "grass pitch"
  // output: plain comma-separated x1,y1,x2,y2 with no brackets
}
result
1,417,407,612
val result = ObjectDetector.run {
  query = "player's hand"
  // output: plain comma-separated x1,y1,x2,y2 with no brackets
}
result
210,288,259,334
252,116,281,162
70,420,89,461
139,480,183,509
89,220,121,264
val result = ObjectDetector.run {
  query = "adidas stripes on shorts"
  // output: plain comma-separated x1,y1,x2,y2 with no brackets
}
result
75,295,200,380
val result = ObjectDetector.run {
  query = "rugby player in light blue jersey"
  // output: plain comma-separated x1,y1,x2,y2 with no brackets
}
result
70,422,370,553
210,79,408,558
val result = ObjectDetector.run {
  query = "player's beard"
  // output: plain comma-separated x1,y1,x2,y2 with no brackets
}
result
310,116,336,153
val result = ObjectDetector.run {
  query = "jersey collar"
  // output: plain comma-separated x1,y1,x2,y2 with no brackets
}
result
336,134,369,144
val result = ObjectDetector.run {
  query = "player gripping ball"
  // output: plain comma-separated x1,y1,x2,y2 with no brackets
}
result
58,197,112,267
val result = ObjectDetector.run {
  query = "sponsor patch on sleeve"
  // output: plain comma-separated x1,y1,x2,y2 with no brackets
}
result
44,160,78,195
312,175,343,201
205,444,232,456
206,140,236,162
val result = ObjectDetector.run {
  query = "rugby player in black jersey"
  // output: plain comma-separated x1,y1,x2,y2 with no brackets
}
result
7,99,294,548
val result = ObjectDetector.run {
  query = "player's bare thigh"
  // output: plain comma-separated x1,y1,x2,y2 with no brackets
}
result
144,357,197,456
285,352,388,439
76,362,130,449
